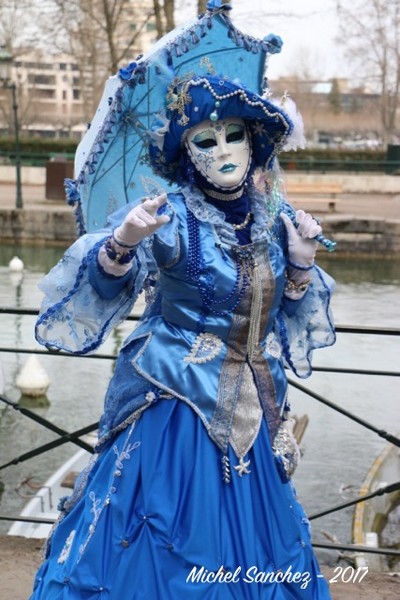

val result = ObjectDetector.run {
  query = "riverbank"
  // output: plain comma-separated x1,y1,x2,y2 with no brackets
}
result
1,173,400,254
1,535,399,600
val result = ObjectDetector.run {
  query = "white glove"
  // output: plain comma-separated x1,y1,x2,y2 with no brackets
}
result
281,210,322,300
99,193,170,276
114,193,170,247
280,210,322,267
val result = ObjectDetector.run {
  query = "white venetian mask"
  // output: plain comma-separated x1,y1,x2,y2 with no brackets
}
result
185,118,251,189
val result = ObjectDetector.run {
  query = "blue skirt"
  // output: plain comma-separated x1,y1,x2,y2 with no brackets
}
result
30,399,331,599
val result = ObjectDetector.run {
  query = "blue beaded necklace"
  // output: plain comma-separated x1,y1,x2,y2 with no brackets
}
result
186,197,255,328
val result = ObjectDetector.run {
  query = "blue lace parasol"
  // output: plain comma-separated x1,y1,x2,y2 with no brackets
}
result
66,2,285,234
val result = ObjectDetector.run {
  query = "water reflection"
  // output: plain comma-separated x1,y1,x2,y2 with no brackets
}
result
318,254,400,285
0,244,66,276
1,242,399,292
0,245,399,565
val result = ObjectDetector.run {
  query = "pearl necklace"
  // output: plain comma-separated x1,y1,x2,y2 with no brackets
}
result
232,211,252,230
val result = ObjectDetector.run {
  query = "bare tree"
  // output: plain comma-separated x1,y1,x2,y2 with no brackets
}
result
328,78,342,114
153,0,164,39
153,0,175,39
336,0,400,144
0,0,41,49
51,0,154,71
197,0,208,13
0,0,49,132
153,0,229,39
42,0,155,120
164,0,175,32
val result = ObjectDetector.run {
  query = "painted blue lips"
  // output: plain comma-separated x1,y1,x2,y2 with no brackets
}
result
219,163,237,173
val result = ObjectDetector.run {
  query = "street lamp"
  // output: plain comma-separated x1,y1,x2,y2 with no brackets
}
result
0,46,23,209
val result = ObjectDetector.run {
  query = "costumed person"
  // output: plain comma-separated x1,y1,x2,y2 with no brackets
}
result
30,3,336,599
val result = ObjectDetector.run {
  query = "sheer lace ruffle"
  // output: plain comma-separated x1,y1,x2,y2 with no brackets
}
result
35,232,151,354
276,265,336,378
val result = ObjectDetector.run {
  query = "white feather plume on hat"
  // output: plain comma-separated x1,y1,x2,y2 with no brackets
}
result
271,95,306,152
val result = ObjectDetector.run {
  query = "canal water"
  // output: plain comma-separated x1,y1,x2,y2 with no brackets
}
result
0,244,399,566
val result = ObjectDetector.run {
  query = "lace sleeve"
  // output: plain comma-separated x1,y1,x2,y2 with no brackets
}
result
35,232,152,355
275,265,336,378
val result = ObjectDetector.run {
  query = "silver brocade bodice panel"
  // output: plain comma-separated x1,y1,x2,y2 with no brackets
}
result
209,241,283,459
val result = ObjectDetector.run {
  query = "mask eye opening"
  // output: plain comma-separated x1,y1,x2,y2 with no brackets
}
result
190,129,217,151
226,123,245,144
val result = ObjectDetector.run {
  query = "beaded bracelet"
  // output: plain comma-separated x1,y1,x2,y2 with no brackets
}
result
284,277,312,293
287,259,314,271
104,237,136,264
112,230,137,249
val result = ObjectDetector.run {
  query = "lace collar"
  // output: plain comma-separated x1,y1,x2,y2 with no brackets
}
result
181,185,280,246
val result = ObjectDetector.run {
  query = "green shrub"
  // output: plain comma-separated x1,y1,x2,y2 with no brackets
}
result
0,137,78,154
279,149,388,172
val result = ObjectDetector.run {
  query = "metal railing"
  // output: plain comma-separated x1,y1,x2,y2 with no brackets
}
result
0,307,399,564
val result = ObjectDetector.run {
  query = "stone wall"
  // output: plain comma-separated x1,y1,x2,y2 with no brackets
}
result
1,207,399,255
0,208,76,245
322,216,400,255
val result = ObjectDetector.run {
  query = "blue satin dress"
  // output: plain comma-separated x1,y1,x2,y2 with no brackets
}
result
30,185,335,599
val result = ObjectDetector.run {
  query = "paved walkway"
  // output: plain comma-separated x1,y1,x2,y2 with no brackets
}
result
1,536,399,600
0,183,70,211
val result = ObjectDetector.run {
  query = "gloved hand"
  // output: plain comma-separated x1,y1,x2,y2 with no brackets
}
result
113,193,170,247
280,210,322,267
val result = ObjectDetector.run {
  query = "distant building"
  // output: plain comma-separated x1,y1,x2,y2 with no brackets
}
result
0,1,157,139
270,78,383,145
7,50,85,138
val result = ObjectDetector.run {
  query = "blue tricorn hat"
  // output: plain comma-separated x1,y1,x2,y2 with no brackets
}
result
148,74,293,182
69,1,297,234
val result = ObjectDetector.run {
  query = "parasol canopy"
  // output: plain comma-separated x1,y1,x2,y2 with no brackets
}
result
68,2,284,234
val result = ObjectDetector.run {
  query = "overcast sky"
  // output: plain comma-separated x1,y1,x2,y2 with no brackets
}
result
175,0,344,81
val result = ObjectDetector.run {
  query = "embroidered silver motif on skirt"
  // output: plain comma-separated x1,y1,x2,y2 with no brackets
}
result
58,529,76,564
272,418,301,479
